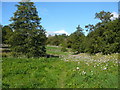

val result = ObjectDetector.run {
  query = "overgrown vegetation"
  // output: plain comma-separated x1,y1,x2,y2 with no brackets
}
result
2,46,118,88
1,1,119,88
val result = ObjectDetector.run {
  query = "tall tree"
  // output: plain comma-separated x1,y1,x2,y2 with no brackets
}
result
95,10,113,23
68,25,85,53
86,11,119,54
9,1,46,57
102,19,120,54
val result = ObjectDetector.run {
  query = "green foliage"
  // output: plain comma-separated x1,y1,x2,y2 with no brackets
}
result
8,2,46,57
84,11,120,55
46,14,119,55
0,24,2,44
2,25,13,44
95,10,113,23
86,18,120,54
102,19,120,54
47,35,60,46
61,47,68,52
46,34,68,46
66,25,85,53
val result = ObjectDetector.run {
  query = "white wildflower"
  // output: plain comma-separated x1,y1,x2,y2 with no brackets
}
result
91,70,93,72
76,67,80,70
97,64,99,66
73,69,75,71
103,67,107,70
91,71,93,75
82,71,86,75
106,64,108,66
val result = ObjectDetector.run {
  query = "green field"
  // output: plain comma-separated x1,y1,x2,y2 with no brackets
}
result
2,46,119,88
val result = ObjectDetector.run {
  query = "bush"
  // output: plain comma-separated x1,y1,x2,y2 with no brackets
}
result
61,47,68,52
2,53,7,57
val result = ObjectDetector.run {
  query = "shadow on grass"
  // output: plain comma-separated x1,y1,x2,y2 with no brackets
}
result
45,54,59,58
2,49,11,53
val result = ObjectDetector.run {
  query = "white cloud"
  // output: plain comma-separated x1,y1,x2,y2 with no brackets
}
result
45,32,49,37
54,30,69,35
110,12,119,20
46,30,69,37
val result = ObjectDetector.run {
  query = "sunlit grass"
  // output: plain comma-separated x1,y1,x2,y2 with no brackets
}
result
2,46,119,88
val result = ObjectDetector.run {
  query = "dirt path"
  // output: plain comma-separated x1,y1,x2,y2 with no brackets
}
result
58,70,67,88
57,63,67,88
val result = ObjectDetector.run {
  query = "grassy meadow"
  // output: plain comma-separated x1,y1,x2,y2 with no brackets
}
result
2,46,119,88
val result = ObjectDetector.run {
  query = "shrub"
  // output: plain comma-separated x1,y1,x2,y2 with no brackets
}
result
61,47,68,52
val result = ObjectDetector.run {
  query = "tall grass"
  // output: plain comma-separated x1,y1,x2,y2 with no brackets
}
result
2,46,118,88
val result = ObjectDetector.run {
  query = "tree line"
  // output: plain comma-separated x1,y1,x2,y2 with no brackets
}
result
47,11,120,55
1,2,120,58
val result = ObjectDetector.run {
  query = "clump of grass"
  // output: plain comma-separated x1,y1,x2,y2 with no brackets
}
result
61,47,68,52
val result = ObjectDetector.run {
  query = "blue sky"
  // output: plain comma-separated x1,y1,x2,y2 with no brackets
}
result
2,2,118,35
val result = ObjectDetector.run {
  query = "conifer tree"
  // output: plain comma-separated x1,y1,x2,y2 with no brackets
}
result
9,1,46,57
69,25,85,54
